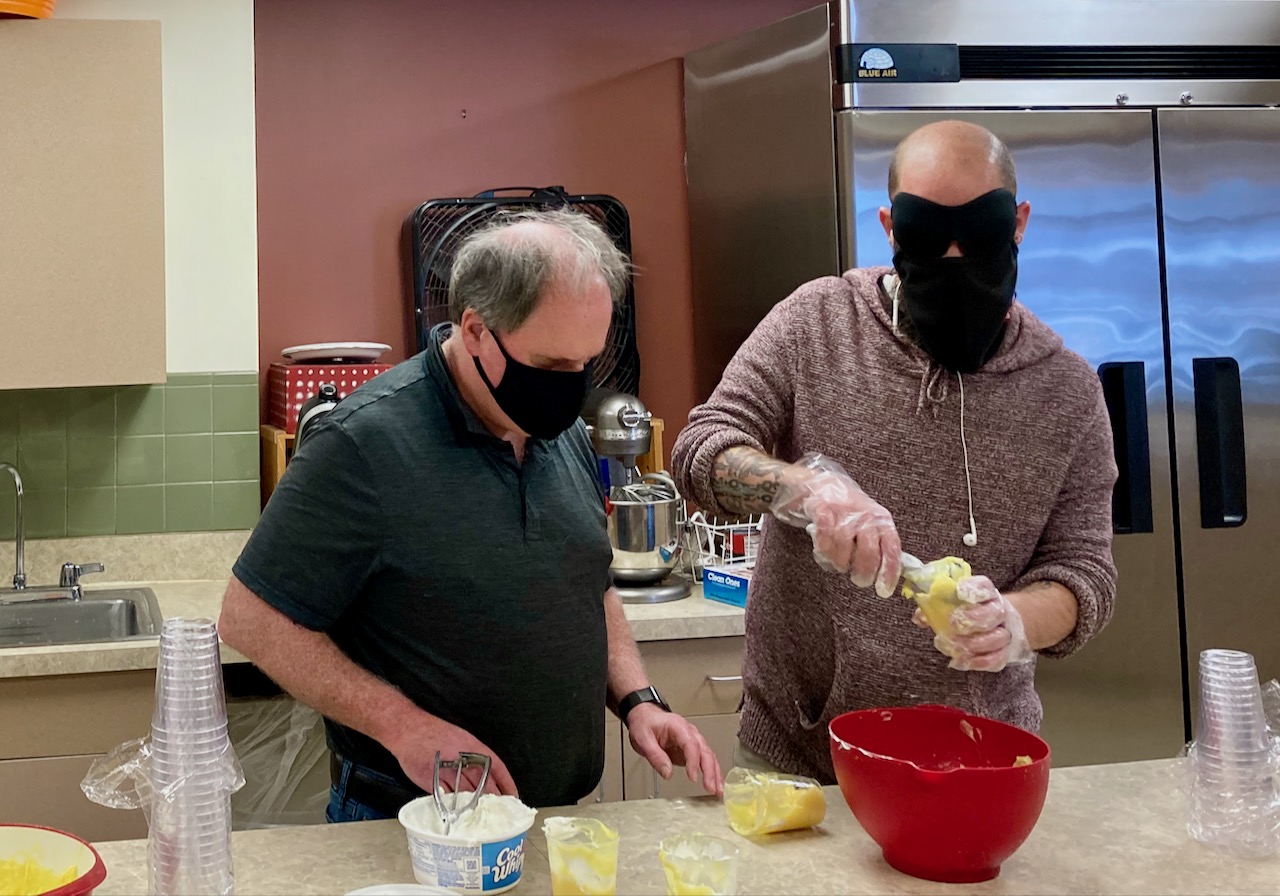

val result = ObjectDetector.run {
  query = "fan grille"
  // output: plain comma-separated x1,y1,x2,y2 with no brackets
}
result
407,190,640,396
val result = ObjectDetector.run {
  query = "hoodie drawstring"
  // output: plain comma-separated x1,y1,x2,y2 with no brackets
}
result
917,363,949,416
891,272,979,546
958,373,978,547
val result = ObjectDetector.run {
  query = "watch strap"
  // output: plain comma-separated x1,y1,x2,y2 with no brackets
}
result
618,686,671,725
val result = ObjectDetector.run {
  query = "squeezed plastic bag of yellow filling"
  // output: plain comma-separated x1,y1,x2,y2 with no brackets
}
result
723,767,826,836
900,555,972,635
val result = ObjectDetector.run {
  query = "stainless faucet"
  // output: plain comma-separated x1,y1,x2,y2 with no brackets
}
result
0,463,104,603
60,562,105,601
0,462,25,590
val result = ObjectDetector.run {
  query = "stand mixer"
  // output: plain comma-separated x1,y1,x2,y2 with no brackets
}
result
583,389,692,604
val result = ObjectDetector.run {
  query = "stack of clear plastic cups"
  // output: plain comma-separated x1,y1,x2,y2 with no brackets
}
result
147,618,242,896
1187,649,1280,858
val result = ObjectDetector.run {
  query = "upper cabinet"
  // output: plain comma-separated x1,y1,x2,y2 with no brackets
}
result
0,19,165,390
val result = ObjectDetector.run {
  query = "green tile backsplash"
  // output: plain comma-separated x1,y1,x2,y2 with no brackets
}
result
0,374,260,539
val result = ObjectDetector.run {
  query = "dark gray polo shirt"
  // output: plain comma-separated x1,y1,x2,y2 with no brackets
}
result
233,324,613,808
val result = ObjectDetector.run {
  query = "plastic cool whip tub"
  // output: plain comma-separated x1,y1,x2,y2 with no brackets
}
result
397,794,537,894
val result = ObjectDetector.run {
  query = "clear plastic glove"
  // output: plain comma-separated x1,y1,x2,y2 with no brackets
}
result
916,575,1034,672
772,452,902,596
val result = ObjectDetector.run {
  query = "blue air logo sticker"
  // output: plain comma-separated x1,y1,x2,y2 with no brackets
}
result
840,44,960,84
858,47,897,78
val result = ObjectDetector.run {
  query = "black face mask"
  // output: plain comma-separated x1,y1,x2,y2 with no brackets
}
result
890,189,1020,373
891,189,1017,258
473,330,592,439
893,245,1018,373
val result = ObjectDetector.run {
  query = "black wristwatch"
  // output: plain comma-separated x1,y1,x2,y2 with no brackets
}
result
617,686,672,726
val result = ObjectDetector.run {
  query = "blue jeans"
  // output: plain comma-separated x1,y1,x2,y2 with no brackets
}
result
326,755,399,823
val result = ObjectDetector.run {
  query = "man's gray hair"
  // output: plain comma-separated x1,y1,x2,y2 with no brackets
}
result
448,208,630,331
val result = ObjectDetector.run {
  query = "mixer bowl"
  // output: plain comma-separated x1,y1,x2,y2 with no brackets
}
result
829,705,1051,884
607,492,682,584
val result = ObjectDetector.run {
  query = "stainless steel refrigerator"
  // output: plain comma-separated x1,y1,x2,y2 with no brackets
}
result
683,0,1280,766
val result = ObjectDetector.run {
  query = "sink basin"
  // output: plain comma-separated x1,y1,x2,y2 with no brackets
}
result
0,587,163,648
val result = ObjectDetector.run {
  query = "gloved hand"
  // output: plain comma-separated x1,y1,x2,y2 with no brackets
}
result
771,453,902,597
916,575,1034,672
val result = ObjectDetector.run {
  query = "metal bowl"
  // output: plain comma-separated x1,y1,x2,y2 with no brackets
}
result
607,475,683,584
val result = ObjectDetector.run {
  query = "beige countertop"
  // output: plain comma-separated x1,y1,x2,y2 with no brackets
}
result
89,759,1278,895
0,580,743,679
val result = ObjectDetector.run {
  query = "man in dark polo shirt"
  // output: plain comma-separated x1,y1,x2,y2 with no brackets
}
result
219,209,722,820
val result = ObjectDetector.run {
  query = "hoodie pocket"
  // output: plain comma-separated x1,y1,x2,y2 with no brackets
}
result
796,610,957,732
795,638,852,733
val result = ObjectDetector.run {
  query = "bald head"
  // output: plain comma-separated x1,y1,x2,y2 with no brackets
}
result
887,121,1017,203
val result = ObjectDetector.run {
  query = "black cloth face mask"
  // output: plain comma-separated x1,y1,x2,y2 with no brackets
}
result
473,330,592,439
890,189,1020,373
890,189,1017,258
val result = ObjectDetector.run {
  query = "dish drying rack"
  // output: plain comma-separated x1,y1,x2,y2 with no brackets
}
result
685,511,764,581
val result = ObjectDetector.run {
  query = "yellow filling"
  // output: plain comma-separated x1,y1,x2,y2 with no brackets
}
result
723,768,826,836
661,881,716,896
658,836,737,896
545,818,619,896
0,859,78,896
1013,755,1034,767
901,556,973,635
548,846,617,896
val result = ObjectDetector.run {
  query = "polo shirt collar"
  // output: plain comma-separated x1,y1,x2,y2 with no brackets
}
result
422,323,496,442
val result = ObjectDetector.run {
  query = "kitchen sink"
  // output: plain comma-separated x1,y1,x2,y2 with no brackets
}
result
0,587,164,648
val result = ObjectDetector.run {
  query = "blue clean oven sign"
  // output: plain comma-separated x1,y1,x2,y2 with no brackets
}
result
837,43,961,83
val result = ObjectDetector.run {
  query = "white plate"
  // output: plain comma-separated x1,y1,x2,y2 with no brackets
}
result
281,342,391,363
345,886,455,896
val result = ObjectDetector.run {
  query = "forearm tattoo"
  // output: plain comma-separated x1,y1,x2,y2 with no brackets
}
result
711,446,790,517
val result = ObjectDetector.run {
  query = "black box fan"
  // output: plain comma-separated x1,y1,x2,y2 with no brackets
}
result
405,186,641,396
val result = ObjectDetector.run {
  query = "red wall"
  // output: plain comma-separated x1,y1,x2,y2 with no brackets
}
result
254,0,817,455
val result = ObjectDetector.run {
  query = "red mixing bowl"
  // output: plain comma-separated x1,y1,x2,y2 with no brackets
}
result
829,704,1051,884
0,823,107,896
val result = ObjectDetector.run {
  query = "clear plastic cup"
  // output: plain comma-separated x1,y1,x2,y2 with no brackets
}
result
150,739,230,756
1187,650,1280,859
150,755,230,778
1200,682,1265,698
151,718,229,733
658,833,740,896
154,703,225,719
149,756,236,783
1202,648,1256,665
1199,682,1264,700
543,817,619,896
155,673,224,693
151,725,230,743
157,672,223,688
153,707,227,726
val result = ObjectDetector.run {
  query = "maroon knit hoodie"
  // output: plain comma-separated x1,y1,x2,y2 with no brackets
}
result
672,267,1118,782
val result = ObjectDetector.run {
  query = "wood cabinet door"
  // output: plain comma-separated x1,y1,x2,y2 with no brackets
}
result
0,670,155,760
0,753,148,842
0,20,165,389
637,637,745,718
578,719,624,805
622,711,740,801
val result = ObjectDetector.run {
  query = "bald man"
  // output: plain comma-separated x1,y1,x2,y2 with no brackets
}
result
672,121,1118,781
222,209,722,820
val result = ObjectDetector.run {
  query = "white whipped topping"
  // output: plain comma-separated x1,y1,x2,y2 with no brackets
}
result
400,793,536,842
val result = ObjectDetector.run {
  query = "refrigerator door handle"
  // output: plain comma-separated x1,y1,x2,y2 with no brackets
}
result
1192,357,1248,529
1098,361,1154,535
